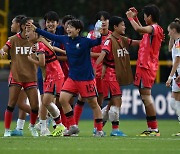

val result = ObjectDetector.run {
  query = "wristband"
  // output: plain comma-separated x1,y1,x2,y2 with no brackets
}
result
128,17,134,21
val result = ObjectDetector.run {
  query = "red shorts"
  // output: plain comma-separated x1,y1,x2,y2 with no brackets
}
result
44,78,64,96
8,72,37,89
134,67,156,88
61,77,98,98
102,80,122,99
96,77,103,94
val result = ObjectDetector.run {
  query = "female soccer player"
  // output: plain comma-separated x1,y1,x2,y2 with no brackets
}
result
126,5,164,136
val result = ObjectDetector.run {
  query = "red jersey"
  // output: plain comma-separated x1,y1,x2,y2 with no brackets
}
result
137,24,164,71
36,42,64,81
87,30,111,78
102,37,131,81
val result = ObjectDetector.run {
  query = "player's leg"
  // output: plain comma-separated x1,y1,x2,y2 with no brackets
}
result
4,85,22,137
25,86,39,137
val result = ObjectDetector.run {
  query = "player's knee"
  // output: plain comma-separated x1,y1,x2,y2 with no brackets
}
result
141,94,153,107
108,106,120,122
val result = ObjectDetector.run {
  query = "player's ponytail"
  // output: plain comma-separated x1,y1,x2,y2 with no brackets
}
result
169,18,180,33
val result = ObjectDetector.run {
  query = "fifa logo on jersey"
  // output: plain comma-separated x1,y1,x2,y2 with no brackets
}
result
16,47,32,55
117,48,129,57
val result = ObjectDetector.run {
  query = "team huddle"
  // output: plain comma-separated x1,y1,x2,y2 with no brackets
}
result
0,4,180,137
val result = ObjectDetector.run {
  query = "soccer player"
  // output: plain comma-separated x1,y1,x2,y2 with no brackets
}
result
73,11,111,129
126,5,164,136
166,18,180,136
26,23,66,137
94,16,139,136
27,19,104,136
0,17,40,137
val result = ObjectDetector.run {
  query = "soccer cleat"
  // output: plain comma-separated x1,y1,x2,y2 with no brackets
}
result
35,122,41,131
172,132,180,136
63,125,79,136
93,128,106,136
11,129,23,136
110,129,127,137
94,131,104,137
52,125,66,137
29,126,39,137
137,130,160,137
4,129,11,137
40,128,51,136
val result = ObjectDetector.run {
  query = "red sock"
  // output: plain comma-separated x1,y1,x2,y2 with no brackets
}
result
59,107,67,127
112,121,119,129
4,110,13,129
74,103,84,125
66,116,76,126
147,120,158,129
54,115,62,125
30,111,38,125
95,119,103,131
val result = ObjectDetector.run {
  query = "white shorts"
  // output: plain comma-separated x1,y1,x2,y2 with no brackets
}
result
172,79,180,92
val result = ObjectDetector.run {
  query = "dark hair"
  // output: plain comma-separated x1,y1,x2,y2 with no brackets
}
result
109,16,124,31
143,4,160,23
20,17,34,31
44,11,59,22
169,18,180,33
62,15,75,25
14,15,26,23
95,11,110,21
67,19,84,33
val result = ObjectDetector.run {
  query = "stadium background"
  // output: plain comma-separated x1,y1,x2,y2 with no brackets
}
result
0,0,179,120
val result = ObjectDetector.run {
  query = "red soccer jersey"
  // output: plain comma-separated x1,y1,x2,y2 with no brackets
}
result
137,24,164,71
87,30,111,78
36,42,64,81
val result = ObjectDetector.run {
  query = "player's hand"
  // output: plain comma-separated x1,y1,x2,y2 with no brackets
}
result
0,49,7,58
94,20,102,38
126,10,134,18
166,77,172,87
26,22,37,31
27,54,33,62
129,7,138,17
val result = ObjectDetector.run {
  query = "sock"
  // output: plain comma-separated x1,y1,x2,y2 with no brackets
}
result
112,121,119,130
59,107,67,127
65,110,76,126
74,100,85,125
30,110,38,126
95,119,103,131
146,116,158,131
54,115,62,125
16,119,25,130
40,119,47,131
4,106,14,129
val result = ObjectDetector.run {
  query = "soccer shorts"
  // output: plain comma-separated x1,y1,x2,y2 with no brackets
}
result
61,77,98,98
8,72,37,89
43,78,64,96
102,80,122,99
172,78,180,92
134,67,156,88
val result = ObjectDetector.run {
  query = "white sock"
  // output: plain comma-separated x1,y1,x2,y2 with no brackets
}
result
175,101,180,119
16,119,25,130
40,120,47,132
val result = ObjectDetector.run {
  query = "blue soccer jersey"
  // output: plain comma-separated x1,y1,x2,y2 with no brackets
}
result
36,28,101,81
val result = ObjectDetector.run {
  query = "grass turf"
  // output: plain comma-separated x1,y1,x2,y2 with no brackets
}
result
0,120,179,154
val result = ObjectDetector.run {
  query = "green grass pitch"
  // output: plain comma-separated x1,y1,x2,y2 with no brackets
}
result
0,120,179,154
